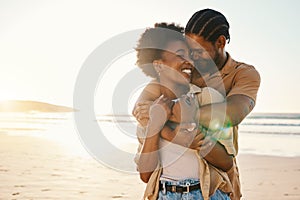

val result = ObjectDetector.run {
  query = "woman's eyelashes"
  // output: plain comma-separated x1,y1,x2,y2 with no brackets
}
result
176,53,191,62
176,54,185,59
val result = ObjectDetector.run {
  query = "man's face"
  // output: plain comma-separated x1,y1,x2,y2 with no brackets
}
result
186,34,221,75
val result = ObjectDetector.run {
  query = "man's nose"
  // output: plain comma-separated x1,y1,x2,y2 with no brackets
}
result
190,52,201,61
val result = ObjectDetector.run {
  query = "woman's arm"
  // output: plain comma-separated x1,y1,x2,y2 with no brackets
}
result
138,128,160,183
137,96,172,183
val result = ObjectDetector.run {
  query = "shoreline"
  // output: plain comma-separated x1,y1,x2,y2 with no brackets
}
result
0,133,299,199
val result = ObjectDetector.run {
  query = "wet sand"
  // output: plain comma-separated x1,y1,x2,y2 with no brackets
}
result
0,133,299,200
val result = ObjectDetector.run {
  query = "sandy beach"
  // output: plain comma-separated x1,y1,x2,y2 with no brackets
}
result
0,133,299,200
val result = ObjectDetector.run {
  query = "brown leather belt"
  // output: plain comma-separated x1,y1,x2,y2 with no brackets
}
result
159,182,200,193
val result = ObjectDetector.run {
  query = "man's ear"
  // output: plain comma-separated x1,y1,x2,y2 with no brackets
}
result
216,35,226,49
153,60,163,73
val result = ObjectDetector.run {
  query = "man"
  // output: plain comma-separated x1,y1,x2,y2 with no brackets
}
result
133,9,260,200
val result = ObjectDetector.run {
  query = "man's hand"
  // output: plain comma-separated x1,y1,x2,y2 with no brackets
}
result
189,131,206,150
160,122,206,149
132,100,153,126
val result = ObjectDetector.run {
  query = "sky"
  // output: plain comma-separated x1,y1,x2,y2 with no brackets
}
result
0,0,300,114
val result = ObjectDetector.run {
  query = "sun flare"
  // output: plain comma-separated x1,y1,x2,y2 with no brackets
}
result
0,91,16,102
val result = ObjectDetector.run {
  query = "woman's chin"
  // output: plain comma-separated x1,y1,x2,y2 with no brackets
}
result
177,81,190,90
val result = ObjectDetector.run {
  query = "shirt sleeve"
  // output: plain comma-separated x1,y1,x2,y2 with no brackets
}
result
136,79,161,102
215,128,237,156
195,87,236,156
227,65,261,102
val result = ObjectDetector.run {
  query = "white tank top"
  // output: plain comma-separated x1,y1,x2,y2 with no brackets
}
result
159,138,199,181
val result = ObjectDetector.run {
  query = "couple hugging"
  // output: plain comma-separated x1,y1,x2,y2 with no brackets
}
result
132,8,260,200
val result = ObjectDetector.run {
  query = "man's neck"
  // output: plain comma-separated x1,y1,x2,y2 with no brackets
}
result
217,52,228,71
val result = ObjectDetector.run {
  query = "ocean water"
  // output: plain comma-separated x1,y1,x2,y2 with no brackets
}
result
0,112,300,158
238,113,300,157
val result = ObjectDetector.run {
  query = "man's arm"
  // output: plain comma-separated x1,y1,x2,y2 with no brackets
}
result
135,95,241,171
195,66,260,168
199,137,233,171
134,92,235,171
161,94,234,171
166,94,253,171
198,94,255,130
188,95,254,171
160,125,233,171
133,80,161,126
135,79,161,103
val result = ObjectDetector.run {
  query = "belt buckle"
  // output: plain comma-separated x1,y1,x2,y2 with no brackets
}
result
171,185,176,193
161,182,167,195
183,182,190,194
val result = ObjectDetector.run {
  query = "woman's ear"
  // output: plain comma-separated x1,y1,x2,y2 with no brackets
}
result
153,60,163,73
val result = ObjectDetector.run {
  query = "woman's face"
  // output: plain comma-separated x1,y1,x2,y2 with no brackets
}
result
159,40,194,86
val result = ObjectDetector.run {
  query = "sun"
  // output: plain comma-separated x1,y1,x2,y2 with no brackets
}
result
0,89,17,102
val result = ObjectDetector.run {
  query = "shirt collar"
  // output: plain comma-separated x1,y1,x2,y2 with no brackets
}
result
189,84,202,93
220,53,239,75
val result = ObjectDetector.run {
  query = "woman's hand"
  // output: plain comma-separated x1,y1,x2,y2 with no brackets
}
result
147,95,173,136
172,94,199,124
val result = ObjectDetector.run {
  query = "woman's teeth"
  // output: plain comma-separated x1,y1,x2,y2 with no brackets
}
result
181,69,191,75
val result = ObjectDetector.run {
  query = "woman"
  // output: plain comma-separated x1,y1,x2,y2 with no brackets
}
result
134,23,233,200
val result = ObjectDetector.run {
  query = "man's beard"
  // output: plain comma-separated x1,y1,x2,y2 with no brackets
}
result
194,52,221,75
194,59,218,75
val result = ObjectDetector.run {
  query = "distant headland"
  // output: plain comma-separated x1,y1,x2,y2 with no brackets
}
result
0,100,74,113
